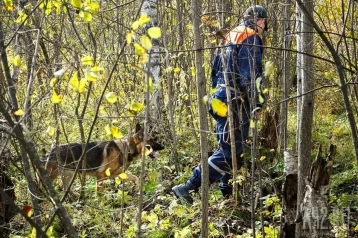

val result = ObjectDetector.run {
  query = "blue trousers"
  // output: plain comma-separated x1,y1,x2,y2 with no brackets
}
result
189,98,250,196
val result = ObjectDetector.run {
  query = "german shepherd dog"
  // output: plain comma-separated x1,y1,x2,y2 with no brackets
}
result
41,123,164,193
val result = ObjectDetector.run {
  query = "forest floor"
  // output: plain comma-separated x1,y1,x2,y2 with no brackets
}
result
6,151,358,237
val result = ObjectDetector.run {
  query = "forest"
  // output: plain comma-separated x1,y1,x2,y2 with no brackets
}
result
0,0,358,237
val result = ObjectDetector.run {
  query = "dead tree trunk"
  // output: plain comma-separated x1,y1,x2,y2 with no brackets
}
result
296,145,335,238
282,151,298,237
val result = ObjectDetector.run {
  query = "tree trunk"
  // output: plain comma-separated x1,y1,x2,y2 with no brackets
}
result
279,0,292,152
141,0,163,120
295,0,315,236
163,1,179,172
191,0,210,237
282,151,298,237
296,145,335,238
295,0,358,160
215,0,239,205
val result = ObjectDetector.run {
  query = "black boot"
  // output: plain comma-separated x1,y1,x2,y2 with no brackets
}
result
172,180,197,204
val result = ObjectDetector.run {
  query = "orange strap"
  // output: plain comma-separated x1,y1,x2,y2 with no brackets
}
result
224,26,256,44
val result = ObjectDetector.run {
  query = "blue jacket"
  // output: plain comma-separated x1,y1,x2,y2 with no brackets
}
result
211,21,264,106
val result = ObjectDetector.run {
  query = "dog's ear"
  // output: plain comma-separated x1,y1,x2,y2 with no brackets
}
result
135,123,142,133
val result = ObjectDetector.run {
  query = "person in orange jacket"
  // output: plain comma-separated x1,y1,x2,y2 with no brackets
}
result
172,5,268,204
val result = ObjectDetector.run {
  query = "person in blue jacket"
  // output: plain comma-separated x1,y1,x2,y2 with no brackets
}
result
172,5,268,204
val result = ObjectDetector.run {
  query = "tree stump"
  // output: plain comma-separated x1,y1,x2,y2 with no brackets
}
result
282,151,298,238
296,144,335,238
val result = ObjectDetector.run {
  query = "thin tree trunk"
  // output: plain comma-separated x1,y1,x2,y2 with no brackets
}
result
191,0,210,237
279,0,292,152
1,21,42,231
295,0,358,159
0,103,78,237
163,1,179,172
141,0,163,120
296,0,315,236
215,0,239,205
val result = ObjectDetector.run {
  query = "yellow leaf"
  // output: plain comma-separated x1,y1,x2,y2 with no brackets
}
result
4,0,14,11
211,98,227,117
91,66,104,72
69,72,79,88
81,55,94,66
260,156,266,161
126,32,133,45
264,61,275,77
129,102,144,112
140,35,152,50
111,126,123,139
105,168,111,176
258,94,265,104
115,176,122,185
249,119,255,128
173,67,181,73
105,92,117,104
262,88,269,94
71,0,82,8
255,77,262,93
88,1,99,13
134,43,145,56
15,11,28,24
99,106,106,115
119,173,128,179
132,21,140,30
14,109,24,116
51,90,63,104
86,71,100,81
46,126,55,136
82,12,92,22
138,14,151,26
147,27,162,39
105,125,111,136
209,88,217,94
78,78,87,93
145,145,153,156
13,55,21,67
50,77,57,87
44,1,52,15
140,53,148,64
